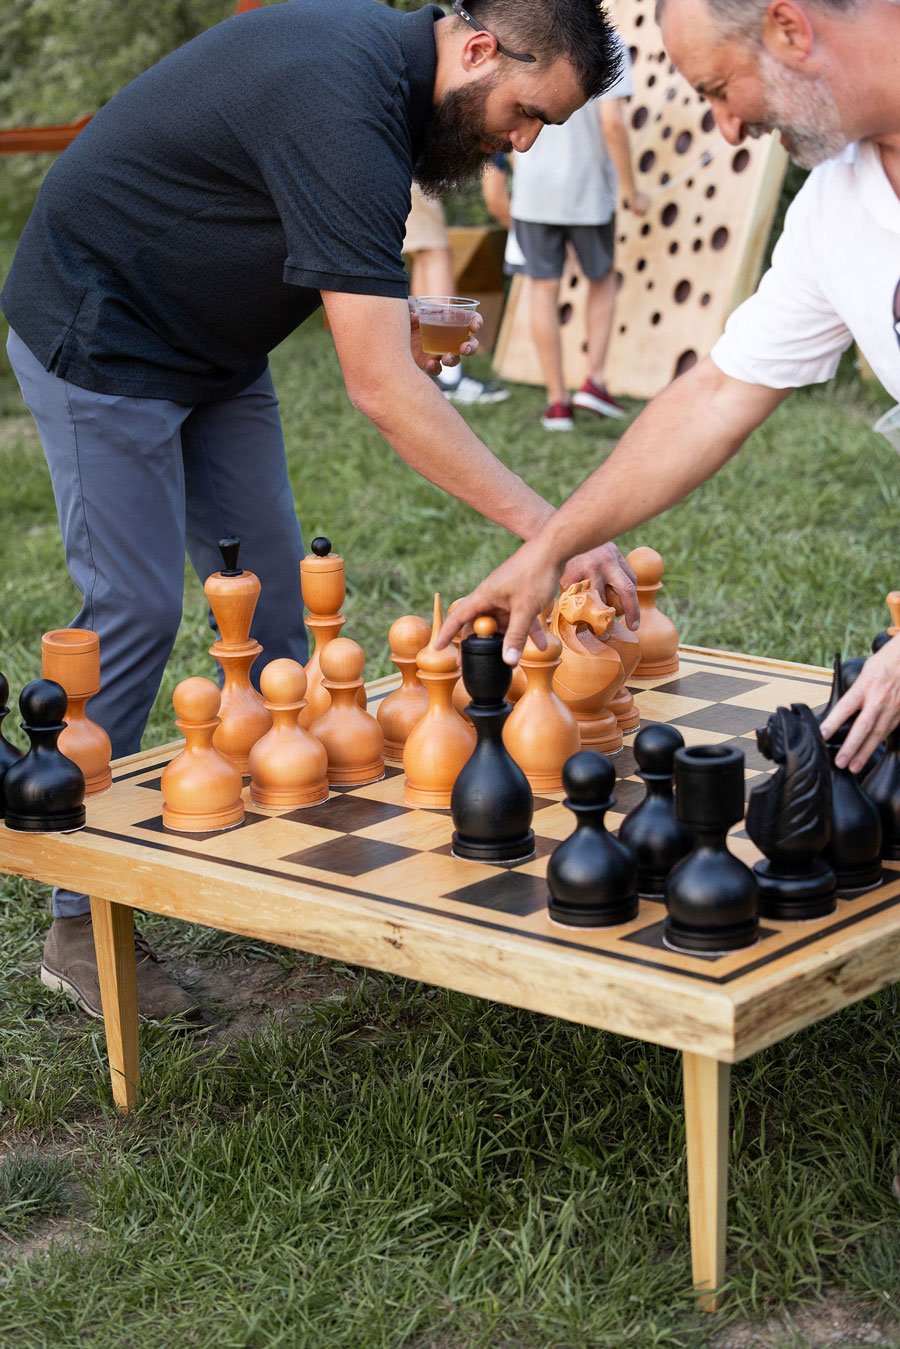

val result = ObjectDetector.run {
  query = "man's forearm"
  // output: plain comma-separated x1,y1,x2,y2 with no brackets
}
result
538,357,787,567
356,366,554,541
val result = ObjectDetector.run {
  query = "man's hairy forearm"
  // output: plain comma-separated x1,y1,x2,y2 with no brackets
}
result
540,357,786,565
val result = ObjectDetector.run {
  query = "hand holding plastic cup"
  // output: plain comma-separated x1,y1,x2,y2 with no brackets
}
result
414,295,480,356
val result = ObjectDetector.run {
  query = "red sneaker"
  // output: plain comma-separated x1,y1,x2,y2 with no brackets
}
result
540,401,574,431
572,378,626,418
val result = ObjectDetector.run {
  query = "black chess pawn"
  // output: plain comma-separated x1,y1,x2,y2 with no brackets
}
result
618,723,692,899
0,672,24,810
665,744,758,953
746,704,836,920
451,617,534,863
817,653,882,893
4,679,86,832
547,750,638,927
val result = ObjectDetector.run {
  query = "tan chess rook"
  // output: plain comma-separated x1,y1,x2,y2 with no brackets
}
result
161,677,245,832
249,659,329,808
40,628,112,795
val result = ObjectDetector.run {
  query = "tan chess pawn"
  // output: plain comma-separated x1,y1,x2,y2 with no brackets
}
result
378,614,431,763
626,546,680,677
40,628,112,794
600,601,641,733
162,677,245,832
550,581,625,754
310,637,384,786
503,618,580,792
204,537,272,773
404,594,475,807
299,536,366,728
248,659,329,808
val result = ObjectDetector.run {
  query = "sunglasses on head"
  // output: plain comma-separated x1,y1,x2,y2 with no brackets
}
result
451,0,537,63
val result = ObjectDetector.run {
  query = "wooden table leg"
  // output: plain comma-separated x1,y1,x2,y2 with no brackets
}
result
682,1051,730,1311
90,896,140,1112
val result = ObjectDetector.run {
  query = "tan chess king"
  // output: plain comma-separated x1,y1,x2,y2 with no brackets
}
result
204,560,271,773
299,539,367,728
41,628,112,794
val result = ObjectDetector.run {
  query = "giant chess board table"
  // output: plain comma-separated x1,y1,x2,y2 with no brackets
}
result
1,646,898,1309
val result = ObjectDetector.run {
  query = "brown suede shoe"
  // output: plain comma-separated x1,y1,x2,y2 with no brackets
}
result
40,914,203,1024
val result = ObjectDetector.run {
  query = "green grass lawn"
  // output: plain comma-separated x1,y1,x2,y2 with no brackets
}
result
0,323,898,1347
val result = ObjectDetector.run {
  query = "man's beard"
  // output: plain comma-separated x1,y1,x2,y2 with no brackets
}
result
752,49,848,170
415,74,511,197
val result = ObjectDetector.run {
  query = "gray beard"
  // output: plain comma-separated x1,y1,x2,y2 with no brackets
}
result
758,50,849,169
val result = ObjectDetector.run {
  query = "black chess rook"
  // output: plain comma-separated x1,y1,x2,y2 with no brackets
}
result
665,743,758,953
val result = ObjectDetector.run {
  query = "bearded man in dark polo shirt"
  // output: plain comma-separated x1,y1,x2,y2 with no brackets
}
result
1,0,632,1021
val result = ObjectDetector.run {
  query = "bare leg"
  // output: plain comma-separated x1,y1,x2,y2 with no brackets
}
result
586,269,618,387
90,897,140,1112
528,277,566,406
682,1051,730,1311
410,247,456,298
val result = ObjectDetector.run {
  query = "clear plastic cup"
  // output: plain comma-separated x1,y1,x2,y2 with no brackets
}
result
414,295,479,356
873,403,900,453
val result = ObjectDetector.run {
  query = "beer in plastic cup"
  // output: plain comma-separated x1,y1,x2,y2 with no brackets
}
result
414,296,479,356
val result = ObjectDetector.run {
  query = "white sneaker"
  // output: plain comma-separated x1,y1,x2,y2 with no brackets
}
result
438,373,510,405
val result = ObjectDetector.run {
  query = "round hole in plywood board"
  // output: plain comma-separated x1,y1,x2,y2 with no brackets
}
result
686,178,694,188
648,74,657,87
712,226,729,250
675,349,698,376
636,11,644,23
640,222,651,236
694,214,703,225
660,171,671,185
702,109,715,133
558,302,573,325
651,311,663,325
646,280,655,290
666,87,677,101
629,45,638,62
639,149,656,173
705,184,717,198
674,280,691,303
700,292,711,306
692,238,703,252
581,341,588,353
668,240,680,254
662,124,672,138
632,105,649,130
636,257,647,271
569,274,579,288
615,270,625,291
732,148,751,173
618,324,627,335
676,130,693,154
661,202,678,226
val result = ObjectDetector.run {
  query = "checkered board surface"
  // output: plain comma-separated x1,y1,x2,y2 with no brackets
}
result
85,647,900,991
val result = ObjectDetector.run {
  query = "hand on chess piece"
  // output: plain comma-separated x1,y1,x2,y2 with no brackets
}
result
820,633,900,775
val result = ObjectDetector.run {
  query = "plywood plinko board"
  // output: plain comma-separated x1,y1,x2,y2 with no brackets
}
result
494,0,788,399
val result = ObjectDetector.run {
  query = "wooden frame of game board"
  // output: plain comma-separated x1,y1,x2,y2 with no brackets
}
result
0,645,897,1311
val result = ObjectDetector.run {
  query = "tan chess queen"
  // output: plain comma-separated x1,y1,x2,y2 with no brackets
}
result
40,628,112,794
310,637,384,787
161,677,245,832
404,595,475,808
248,659,329,808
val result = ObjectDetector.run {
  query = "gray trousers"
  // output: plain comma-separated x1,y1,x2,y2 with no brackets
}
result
6,329,308,917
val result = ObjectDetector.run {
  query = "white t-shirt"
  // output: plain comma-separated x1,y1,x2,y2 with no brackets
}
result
509,41,633,226
712,140,900,400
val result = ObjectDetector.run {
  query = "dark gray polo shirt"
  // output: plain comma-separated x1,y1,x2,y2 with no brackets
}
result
1,0,440,401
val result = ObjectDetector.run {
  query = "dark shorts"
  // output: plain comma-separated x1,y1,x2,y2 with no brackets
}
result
514,219,616,282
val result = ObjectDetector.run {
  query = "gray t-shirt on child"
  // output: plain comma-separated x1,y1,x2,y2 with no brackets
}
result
510,39,633,226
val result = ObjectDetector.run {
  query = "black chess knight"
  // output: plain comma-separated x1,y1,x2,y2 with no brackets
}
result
746,703,836,919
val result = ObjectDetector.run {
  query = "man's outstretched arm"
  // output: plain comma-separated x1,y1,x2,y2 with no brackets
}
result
437,355,788,659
